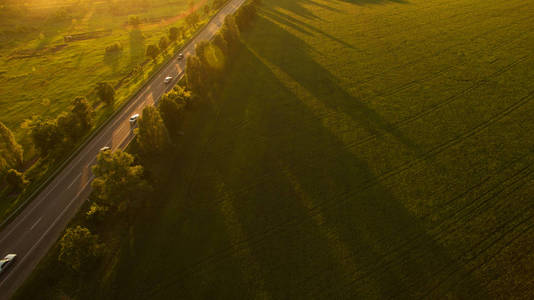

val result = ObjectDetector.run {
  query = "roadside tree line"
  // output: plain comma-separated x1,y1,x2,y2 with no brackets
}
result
55,0,261,275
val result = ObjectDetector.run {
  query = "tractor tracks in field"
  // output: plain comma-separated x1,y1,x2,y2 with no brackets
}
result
309,152,534,298
143,5,534,297
143,86,534,298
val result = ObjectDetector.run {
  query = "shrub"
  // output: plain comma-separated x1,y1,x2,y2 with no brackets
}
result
96,82,115,104
128,15,141,27
105,42,123,53
146,44,159,61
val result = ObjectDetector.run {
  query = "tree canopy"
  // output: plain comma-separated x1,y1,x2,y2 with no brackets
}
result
96,82,115,104
91,150,150,212
0,121,23,170
58,226,102,272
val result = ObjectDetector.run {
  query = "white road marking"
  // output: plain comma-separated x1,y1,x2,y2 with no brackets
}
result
0,0,248,292
67,173,81,190
0,180,90,287
29,218,42,231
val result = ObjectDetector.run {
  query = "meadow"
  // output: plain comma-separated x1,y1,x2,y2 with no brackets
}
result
0,0,216,221
16,0,534,298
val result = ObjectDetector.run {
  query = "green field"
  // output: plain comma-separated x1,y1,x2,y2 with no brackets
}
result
17,0,534,298
0,0,210,150
0,0,218,221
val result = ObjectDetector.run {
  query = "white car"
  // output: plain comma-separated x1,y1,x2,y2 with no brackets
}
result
129,114,140,124
100,146,111,152
164,76,173,84
178,53,184,60
0,254,17,275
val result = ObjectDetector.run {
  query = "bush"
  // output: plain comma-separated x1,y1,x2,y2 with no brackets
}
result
159,36,168,52
105,42,123,53
146,44,159,61
128,15,141,27
168,27,179,42
96,82,115,104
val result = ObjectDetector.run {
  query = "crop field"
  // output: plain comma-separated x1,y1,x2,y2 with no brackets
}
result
0,0,211,149
17,0,534,298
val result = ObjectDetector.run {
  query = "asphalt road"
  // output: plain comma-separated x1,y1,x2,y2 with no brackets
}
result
0,0,246,297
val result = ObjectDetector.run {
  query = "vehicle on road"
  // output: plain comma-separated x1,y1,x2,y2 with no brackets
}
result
129,114,140,124
100,146,111,152
178,53,184,60
0,254,17,275
164,76,173,84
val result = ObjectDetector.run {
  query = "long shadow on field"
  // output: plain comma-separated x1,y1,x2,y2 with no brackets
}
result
262,9,357,50
254,13,422,156
104,50,122,74
123,38,488,300
223,43,485,299
129,28,145,66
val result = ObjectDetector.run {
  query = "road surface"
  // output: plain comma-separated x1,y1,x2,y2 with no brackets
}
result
0,0,246,297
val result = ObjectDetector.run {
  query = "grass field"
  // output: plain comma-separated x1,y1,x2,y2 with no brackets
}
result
16,0,534,298
0,0,211,150
0,0,218,222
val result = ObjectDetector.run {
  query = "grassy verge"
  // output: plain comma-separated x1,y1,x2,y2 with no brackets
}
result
16,0,534,298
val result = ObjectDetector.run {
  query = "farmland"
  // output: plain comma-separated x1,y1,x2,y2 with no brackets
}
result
17,0,534,298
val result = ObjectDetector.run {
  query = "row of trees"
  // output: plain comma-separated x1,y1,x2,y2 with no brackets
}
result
23,82,114,160
59,148,151,272
55,0,260,274
24,96,94,158
185,0,259,96
0,121,26,191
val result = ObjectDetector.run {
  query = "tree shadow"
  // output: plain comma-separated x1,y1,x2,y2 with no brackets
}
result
262,8,357,50
129,28,145,66
104,50,122,74
122,36,488,299
251,14,423,156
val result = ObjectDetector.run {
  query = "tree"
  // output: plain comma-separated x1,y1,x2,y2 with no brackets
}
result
212,31,228,58
235,2,257,30
91,150,150,212
57,96,94,142
185,11,199,28
136,106,171,160
146,44,159,61
96,82,115,104
56,111,78,142
158,90,187,135
220,15,240,54
159,36,168,52
58,226,102,272
168,26,179,42
129,15,141,27
203,5,210,16
185,54,204,95
24,116,61,157
5,169,27,191
71,96,94,134
0,121,23,169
